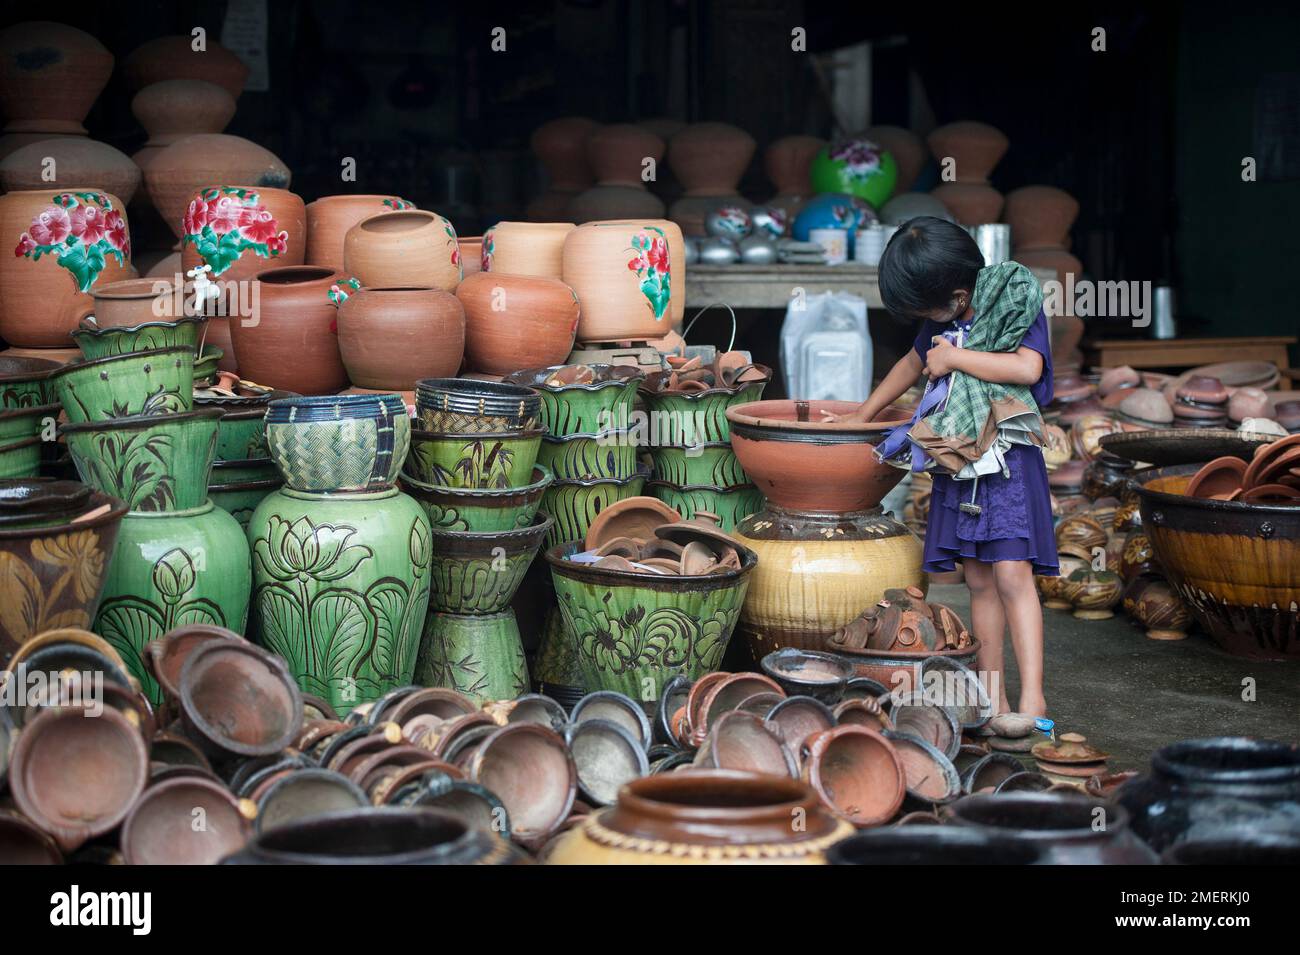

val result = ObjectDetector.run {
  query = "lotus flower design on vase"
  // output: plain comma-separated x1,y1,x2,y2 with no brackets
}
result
181,187,288,277
14,192,130,293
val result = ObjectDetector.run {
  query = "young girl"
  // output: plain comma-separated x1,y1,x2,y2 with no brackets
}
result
832,216,1058,717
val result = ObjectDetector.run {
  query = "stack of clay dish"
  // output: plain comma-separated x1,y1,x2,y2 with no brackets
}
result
1184,437,1300,505
1031,732,1110,789
566,125,666,222
1185,359,1281,395
480,221,575,279
337,286,464,396
455,271,579,375
1274,400,1300,433
527,117,599,221
567,506,749,580
724,399,925,661
927,121,1008,225
562,221,676,342
0,22,113,156
304,195,415,271
666,123,757,236
762,135,825,219
1169,375,1229,430
343,209,463,291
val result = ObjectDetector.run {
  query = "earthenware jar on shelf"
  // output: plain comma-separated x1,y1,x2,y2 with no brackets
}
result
2,189,135,347
122,35,250,97
926,121,1008,225
481,221,575,279
249,393,429,713
546,770,853,864
343,209,463,291
667,123,757,236
863,125,927,194
130,79,236,184
179,185,305,284
305,195,415,271
526,116,599,221
456,272,579,375
567,125,666,222
563,221,674,343
764,135,825,219
337,286,464,391
1003,185,1079,253
0,22,114,141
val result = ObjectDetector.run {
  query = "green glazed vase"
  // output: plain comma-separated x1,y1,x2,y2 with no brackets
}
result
502,365,645,435
0,437,43,479
247,486,432,714
61,409,221,513
639,378,768,444
212,406,271,462
407,428,542,489
545,541,755,708
52,347,195,424
400,465,552,533
537,430,639,481
646,481,765,531
649,442,748,487
0,403,58,444
193,345,222,384
209,477,283,530
94,501,252,704
542,469,647,549
71,316,207,359
415,610,529,704
426,513,552,614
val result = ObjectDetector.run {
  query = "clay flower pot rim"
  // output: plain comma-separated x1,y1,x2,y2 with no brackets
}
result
1149,737,1300,786
616,769,817,823
426,511,554,548
0,402,60,423
89,277,178,300
59,406,225,436
346,285,442,294
644,479,759,494
545,537,755,585
1135,467,1300,517
0,489,128,541
76,314,208,338
0,355,63,379
255,265,338,285
549,465,651,490
400,463,553,497
952,792,1135,842
542,428,633,445
357,210,441,234
52,345,193,378
727,398,909,432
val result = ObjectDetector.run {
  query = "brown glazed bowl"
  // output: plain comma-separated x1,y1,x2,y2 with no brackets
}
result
693,710,799,777
467,723,577,849
9,705,149,851
120,776,252,864
178,640,304,759
146,623,249,704
801,725,906,827
0,810,64,863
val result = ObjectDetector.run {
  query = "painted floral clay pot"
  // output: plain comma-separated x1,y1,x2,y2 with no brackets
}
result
0,486,127,659
1,189,135,347
265,393,410,493
810,138,898,209
180,186,304,282
61,408,221,512
727,400,908,512
502,364,644,435
642,373,771,445
305,195,415,271
736,506,924,658
209,477,282,530
563,222,674,343
53,347,193,424
248,486,432,713
94,502,251,703
483,221,575,279
0,355,61,408
232,266,351,395
456,272,579,376
583,220,687,323
545,539,754,707
537,431,638,481
1,138,140,205
1116,737,1300,852
408,428,542,489
547,770,852,864
542,469,647,549
948,793,1157,864
417,610,530,704
1135,464,1300,659
400,465,552,533
343,210,463,291
647,482,764,532
0,22,113,136
73,314,205,359
338,287,465,390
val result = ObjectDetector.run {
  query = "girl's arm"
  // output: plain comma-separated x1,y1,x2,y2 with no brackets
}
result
824,349,924,422
924,337,1043,385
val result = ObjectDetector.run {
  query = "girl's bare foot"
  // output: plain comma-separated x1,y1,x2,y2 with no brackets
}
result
1017,694,1048,718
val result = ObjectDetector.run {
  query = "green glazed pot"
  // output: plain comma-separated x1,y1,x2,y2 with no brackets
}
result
193,345,223,384
248,486,432,714
265,394,410,493
503,365,645,435
0,356,61,409
545,540,756,707
61,409,222,513
0,437,44,479
407,428,542,489
426,513,553,614
399,465,552,533
211,458,280,483
542,468,648,549
0,403,58,444
531,605,586,710
53,347,195,424
209,477,283,530
94,501,252,704
537,430,639,481
646,481,766,532
71,316,208,359
213,406,271,461
639,377,769,444
415,610,529,704
649,442,748,487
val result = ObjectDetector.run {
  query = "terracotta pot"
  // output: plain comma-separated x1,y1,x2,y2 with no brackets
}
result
567,185,665,223
145,135,291,243
562,221,676,342
925,121,1008,183
338,286,464,389
304,194,415,272
343,210,462,290
132,79,236,149
1,189,135,347
1014,248,1083,304
1228,387,1271,423
180,185,306,282
483,221,575,279
457,271,578,375
459,236,483,275
121,776,251,864
1003,185,1080,250
9,705,148,851
0,22,113,136
1,138,141,205
862,125,927,194
930,181,1005,226
668,122,756,195
87,277,177,330
123,35,250,98
764,135,825,197
179,639,303,760
234,266,351,394
801,725,906,827
531,116,599,191
547,769,852,864
581,219,686,323
466,723,577,849
586,124,664,188
694,710,798,777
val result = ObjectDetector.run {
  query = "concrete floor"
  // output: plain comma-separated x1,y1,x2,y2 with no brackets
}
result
927,583,1300,771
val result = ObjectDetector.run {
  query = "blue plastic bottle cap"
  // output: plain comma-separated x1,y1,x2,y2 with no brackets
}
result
1035,717,1055,734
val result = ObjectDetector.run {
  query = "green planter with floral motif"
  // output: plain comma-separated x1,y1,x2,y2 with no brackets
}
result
52,347,195,424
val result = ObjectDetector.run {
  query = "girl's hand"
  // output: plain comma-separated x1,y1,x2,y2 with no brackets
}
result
924,337,962,378
821,405,870,423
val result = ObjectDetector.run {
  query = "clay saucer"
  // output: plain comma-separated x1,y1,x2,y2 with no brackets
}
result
1185,456,1248,500
640,538,683,560
638,557,681,574
1240,483,1300,504
583,496,680,550
1030,732,1108,764
679,540,718,575
594,537,643,559
1257,445,1300,485
652,509,739,552
1242,435,1300,489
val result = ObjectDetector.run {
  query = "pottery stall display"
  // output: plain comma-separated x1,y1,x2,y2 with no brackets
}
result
343,209,463,291
456,272,579,376
667,123,756,236
927,121,1008,225
305,195,415,271
481,221,575,279
567,124,666,222
527,117,600,221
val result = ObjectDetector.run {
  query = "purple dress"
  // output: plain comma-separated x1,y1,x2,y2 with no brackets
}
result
910,310,1059,576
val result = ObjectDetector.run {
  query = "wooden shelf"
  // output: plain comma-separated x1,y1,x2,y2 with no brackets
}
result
1083,336,1296,371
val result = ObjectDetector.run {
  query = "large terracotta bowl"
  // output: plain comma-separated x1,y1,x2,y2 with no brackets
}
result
726,400,910,513
1135,465,1300,660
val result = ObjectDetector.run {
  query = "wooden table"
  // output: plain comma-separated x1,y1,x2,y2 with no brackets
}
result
1082,336,1296,372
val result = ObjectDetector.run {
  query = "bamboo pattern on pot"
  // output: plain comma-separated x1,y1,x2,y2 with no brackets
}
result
0,382,50,408
0,529,107,646
412,437,520,489
415,612,529,702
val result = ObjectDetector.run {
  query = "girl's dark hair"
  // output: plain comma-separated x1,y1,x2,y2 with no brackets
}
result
878,216,984,318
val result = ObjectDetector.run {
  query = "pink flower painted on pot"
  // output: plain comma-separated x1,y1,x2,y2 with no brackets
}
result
208,197,243,235
382,197,414,210
267,231,288,256
828,138,883,182
103,210,129,252
183,198,208,236
241,210,279,245
29,205,71,246
626,226,670,321
481,227,495,272
442,218,462,280
181,187,283,277
69,203,106,244
14,193,127,292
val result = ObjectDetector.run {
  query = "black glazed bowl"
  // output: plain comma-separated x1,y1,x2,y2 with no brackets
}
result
759,647,853,703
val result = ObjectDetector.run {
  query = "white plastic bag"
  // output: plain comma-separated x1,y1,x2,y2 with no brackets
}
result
779,291,872,401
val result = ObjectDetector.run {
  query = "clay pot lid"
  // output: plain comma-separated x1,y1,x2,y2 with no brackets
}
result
1176,375,1229,406
4,627,131,681
146,623,247,701
696,710,798,778
726,398,910,432
566,718,651,806
803,726,907,825
1098,366,1140,397
1099,428,1272,466
883,731,963,803
583,496,680,550
121,776,252,864
0,479,92,526
178,641,304,758
1185,456,1248,500
1114,387,1174,426
1031,732,1109,764
1185,360,1280,389
653,510,740,550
